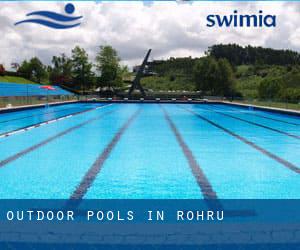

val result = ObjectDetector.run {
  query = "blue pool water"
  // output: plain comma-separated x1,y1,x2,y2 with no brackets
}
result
0,103,103,136
0,103,298,199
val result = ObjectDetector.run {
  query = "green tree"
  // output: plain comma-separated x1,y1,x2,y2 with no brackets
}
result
50,54,73,85
18,60,32,79
258,78,283,99
215,58,235,96
95,45,122,88
194,57,235,96
18,58,47,83
71,46,94,91
29,57,47,83
193,57,218,94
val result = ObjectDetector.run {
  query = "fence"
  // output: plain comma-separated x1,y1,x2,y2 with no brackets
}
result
0,82,77,108
231,97,300,111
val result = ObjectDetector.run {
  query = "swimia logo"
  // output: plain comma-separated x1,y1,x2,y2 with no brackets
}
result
206,10,276,28
15,3,82,29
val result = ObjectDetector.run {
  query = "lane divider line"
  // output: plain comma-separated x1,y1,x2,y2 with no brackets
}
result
0,104,112,139
203,106,300,140
213,105,300,126
160,105,222,209
70,108,141,200
179,106,300,174
0,109,116,168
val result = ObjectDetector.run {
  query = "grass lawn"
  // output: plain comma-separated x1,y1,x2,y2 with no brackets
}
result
0,76,37,84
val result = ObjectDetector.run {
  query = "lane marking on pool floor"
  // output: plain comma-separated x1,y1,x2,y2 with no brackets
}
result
0,108,116,168
180,106,300,174
202,106,300,140
160,105,222,209
0,104,112,139
250,113,300,126
70,108,141,200
213,105,300,126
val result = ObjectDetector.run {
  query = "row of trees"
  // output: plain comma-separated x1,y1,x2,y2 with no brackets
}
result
15,45,126,92
208,44,300,66
3,43,299,101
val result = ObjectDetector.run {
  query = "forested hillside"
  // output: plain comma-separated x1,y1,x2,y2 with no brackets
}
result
208,44,300,66
143,44,300,102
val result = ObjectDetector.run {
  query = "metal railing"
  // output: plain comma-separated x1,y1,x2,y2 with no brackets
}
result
230,97,300,111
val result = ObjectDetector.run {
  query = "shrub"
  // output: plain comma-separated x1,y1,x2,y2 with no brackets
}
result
258,78,283,99
169,75,176,82
279,88,300,103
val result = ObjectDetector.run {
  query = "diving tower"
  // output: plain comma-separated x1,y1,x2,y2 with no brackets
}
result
128,49,152,98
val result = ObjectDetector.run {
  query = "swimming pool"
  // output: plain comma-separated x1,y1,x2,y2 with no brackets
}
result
0,103,298,199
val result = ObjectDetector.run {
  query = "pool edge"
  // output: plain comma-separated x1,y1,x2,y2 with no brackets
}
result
1,99,299,117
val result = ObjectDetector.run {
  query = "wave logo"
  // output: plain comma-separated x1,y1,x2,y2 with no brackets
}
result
15,3,82,29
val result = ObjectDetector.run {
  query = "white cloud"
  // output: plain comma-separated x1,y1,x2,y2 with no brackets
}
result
0,1,300,70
